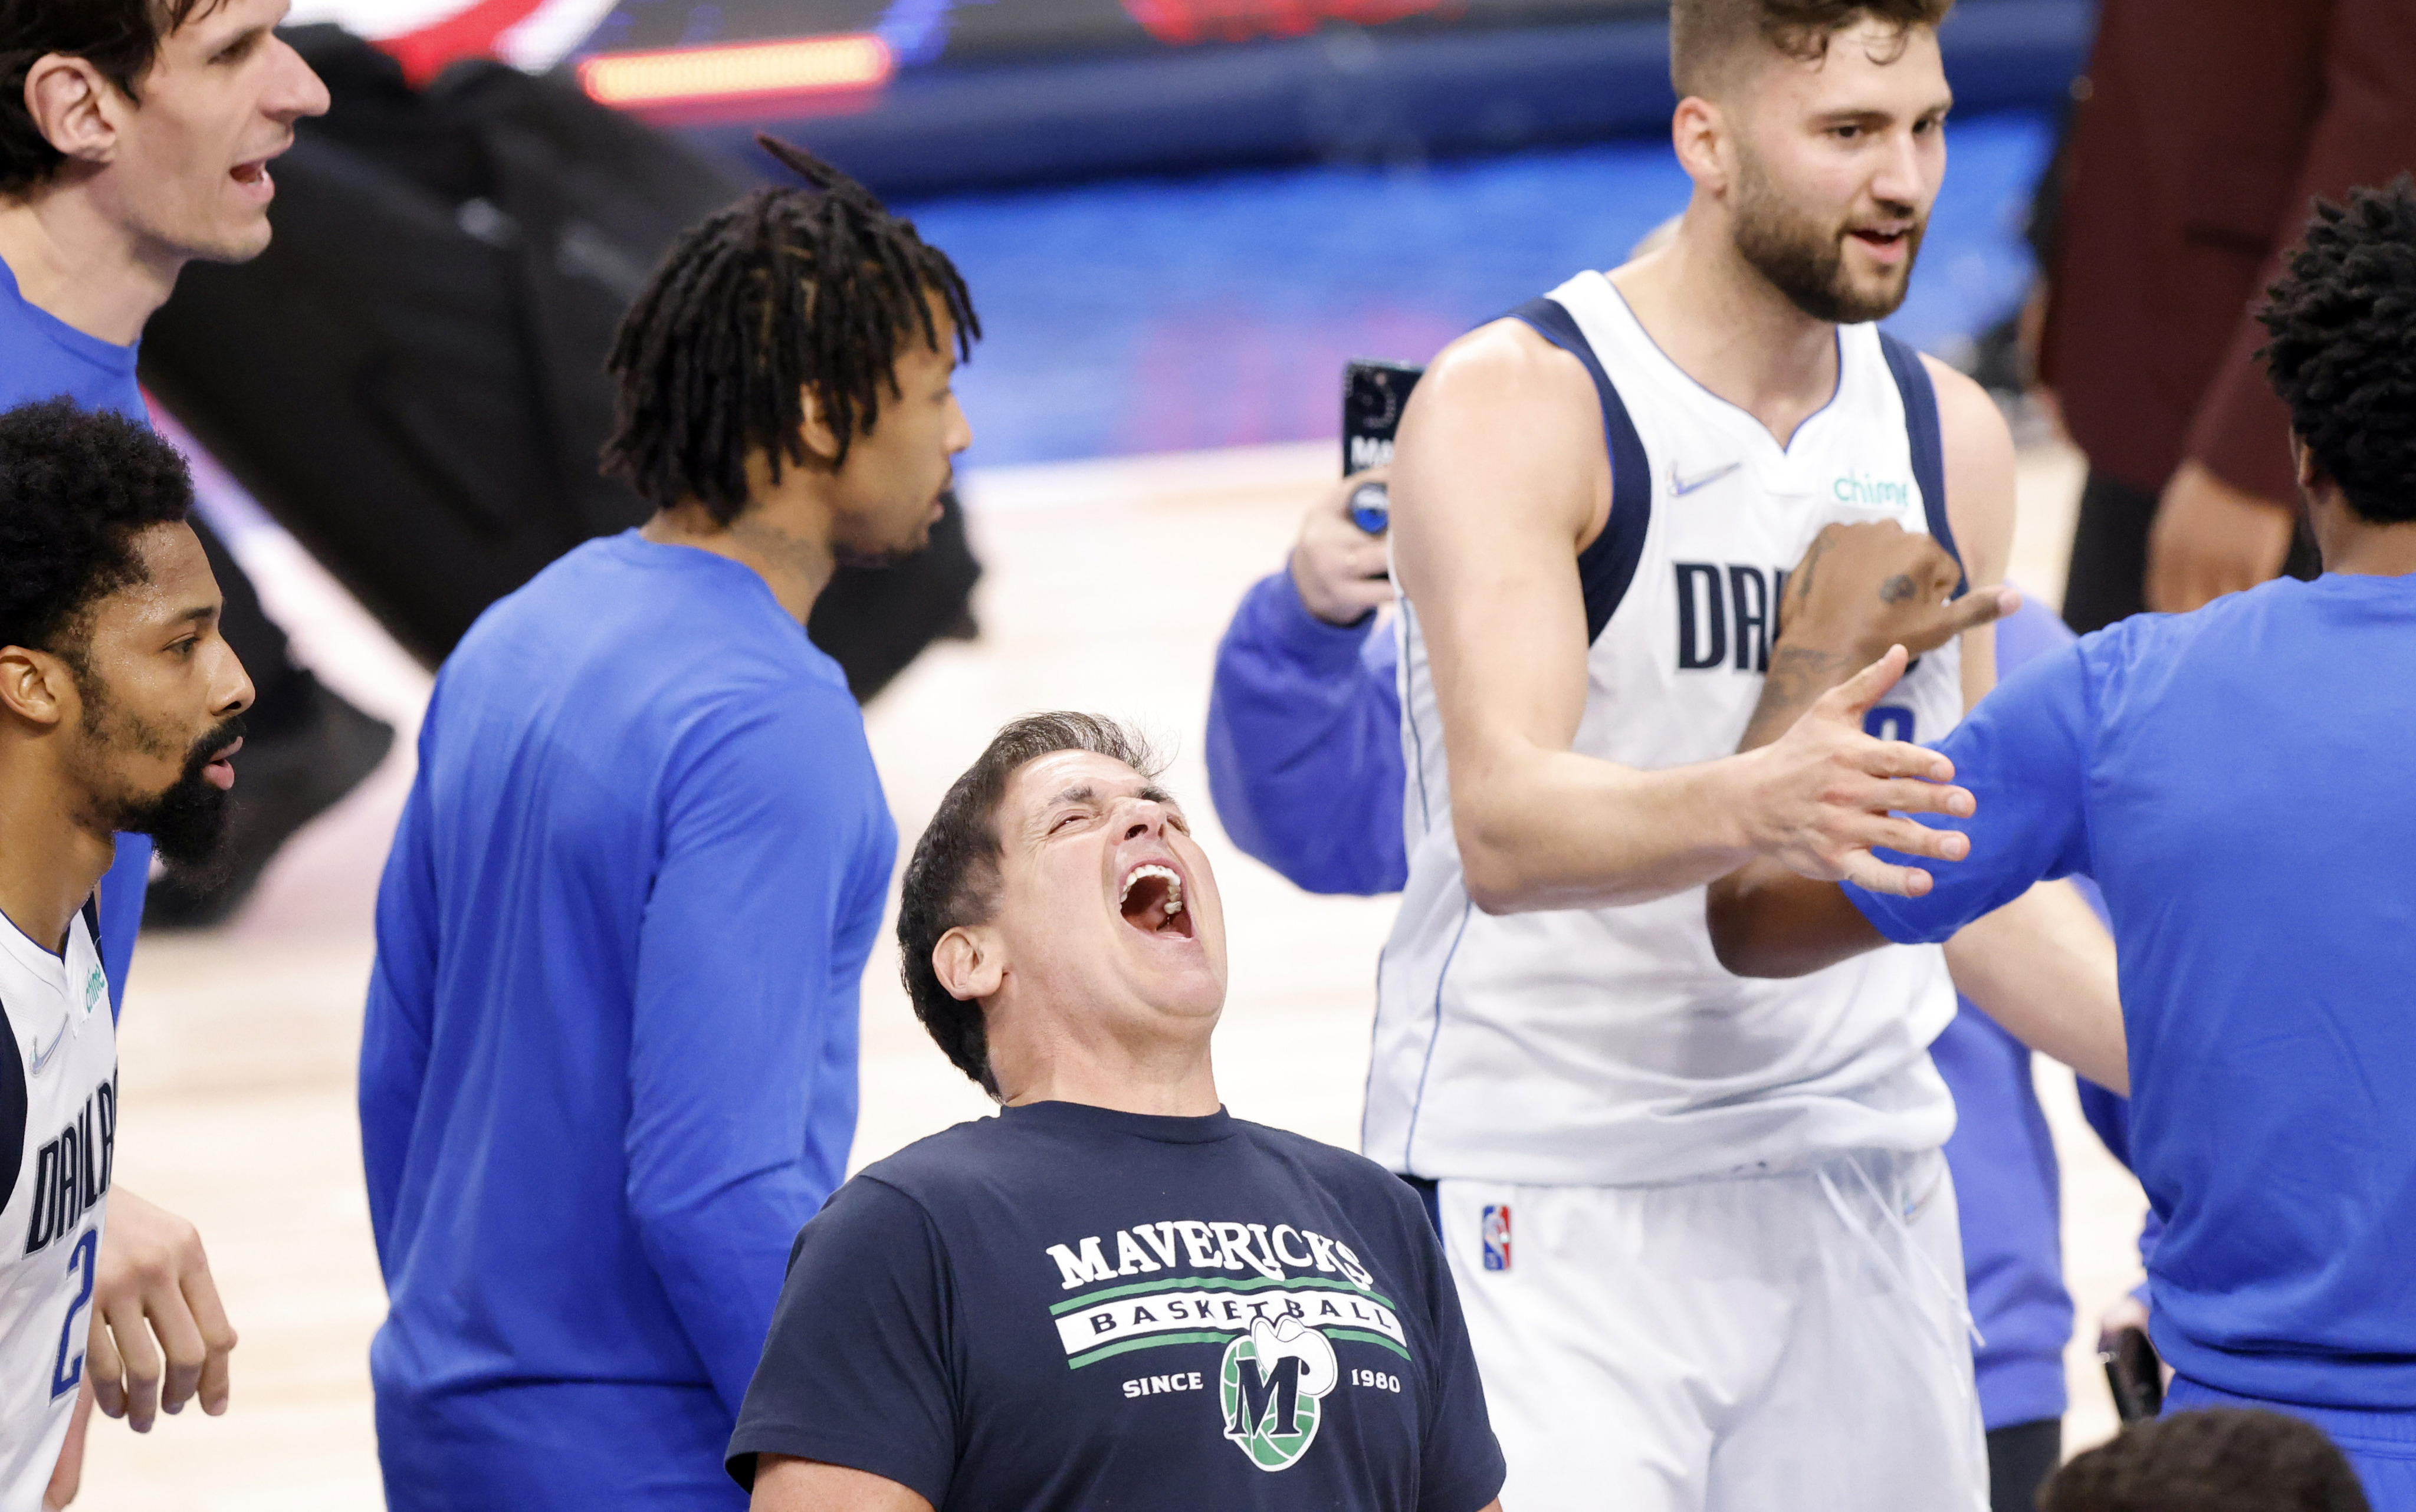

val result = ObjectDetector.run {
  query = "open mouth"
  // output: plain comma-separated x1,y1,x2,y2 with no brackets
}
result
202,737,242,791
230,160,272,197
1118,861,1194,939
1849,225,1912,258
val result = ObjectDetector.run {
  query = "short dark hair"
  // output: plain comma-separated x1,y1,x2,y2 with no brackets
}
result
2259,177,2416,525
897,714,1163,1096
2041,1409,2370,1512
1669,0,1954,97
601,136,979,526
1,0,226,196
0,398,194,661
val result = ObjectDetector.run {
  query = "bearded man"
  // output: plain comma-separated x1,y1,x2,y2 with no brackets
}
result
1360,0,2122,1507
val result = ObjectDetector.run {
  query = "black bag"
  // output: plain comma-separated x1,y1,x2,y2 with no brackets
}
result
140,28,980,699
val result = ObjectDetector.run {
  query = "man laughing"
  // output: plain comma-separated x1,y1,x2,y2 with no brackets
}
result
727,714,1509,1512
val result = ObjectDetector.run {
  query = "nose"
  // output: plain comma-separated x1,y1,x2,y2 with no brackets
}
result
946,393,973,457
1870,127,1929,212
1117,798,1170,844
267,37,333,121
211,636,255,719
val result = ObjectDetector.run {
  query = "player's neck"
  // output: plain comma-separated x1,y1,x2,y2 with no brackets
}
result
0,751,114,958
0,182,183,347
2312,496,2416,580
1610,216,1840,449
643,491,839,627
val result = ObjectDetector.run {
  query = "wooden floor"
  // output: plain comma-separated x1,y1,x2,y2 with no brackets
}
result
75,438,2145,1507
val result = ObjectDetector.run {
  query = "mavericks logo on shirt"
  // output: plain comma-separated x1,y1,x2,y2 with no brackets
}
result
1220,1317,1338,1471
1045,1215,1413,1473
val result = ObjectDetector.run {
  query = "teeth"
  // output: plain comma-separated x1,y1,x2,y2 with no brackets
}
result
1119,863,1183,913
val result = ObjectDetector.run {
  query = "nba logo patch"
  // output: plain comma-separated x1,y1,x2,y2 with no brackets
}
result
1481,1205,1511,1271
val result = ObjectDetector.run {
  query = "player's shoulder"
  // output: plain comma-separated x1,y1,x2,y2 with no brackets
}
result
1420,314,1593,405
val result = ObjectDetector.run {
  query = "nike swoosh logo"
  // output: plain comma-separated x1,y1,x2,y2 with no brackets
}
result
27,1028,64,1076
1671,461,1743,497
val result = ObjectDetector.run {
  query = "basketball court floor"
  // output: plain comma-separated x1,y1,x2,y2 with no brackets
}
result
73,117,2151,1506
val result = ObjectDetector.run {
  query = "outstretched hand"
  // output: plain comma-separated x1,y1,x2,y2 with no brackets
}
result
1744,645,1976,897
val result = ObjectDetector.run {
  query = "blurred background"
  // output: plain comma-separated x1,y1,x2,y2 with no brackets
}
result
94,0,2155,1504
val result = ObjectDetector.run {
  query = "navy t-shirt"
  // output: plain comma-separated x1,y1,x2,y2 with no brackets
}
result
729,1100,1505,1510
1847,573,2416,1408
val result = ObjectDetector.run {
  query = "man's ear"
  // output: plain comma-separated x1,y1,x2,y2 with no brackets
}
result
0,646,73,728
1671,95,1732,194
932,924,1005,1003
22,54,126,170
794,384,842,467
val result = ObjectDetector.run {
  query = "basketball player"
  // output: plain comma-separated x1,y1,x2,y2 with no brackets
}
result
1711,180,2416,1511
0,400,248,1508
1,2,330,1485
359,143,973,1510
1207,485,2105,1508
1368,1,2122,1506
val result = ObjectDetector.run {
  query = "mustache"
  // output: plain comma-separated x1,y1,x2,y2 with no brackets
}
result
180,714,248,781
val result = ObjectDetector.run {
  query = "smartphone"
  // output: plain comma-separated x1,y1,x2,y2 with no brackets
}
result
2100,1325,2165,1423
1342,358,1425,535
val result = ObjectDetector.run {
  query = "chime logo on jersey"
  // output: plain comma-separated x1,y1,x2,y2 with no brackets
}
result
1480,1204,1511,1271
1220,1317,1338,1471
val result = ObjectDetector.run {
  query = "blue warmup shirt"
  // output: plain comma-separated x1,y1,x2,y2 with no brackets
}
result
730,1100,1507,1510
1849,573,2416,1409
1,254,154,1011
1205,570,2076,1428
361,533,896,1509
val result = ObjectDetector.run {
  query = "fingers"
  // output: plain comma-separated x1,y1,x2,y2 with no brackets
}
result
182,1267,238,1417
1860,776,1974,820
97,1289,162,1431
1839,853,1936,898
1820,645,1909,718
86,1315,123,1422
1852,735,1956,785
1947,581,2021,635
149,1281,209,1418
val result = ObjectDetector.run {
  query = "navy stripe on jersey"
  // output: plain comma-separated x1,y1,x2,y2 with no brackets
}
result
0,995,24,1220
1877,333,1964,593
1509,298,1652,643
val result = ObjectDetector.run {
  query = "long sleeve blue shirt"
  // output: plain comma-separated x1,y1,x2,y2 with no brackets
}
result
1204,566,2076,1429
360,533,895,1507
2,254,155,1011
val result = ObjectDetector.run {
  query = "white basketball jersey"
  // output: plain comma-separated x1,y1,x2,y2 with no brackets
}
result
0,906,116,1510
1367,270,1963,1187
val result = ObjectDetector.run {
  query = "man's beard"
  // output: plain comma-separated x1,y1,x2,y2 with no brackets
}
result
76,668,244,882
1731,151,1925,325
122,717,244,880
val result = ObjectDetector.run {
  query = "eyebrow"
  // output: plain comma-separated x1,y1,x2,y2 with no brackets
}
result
1042,782,1180,808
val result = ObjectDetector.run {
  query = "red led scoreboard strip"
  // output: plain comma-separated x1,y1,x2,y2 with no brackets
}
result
578,34,895,123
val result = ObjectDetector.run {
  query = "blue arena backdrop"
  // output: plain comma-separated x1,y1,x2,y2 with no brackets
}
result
573,0,2092,196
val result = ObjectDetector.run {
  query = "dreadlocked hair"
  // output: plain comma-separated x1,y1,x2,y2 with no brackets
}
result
600,136,979,524
2257,177,2416,525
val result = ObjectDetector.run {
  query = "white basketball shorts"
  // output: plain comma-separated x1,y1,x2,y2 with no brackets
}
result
1437,1148,1987,1512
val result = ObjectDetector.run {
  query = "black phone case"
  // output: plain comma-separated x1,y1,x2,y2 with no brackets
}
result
2101,1325,2165,1423
1342,358,1425,476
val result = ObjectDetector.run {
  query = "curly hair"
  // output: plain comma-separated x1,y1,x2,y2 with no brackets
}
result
600,135,979,525
2042,1408,2370,1512
1,0,224,196
1670,0,1954,97
897,714,1163,1096
0,398,194,659
2258,178,2416,526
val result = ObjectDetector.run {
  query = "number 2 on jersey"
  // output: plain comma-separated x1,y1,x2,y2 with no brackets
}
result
50,1228,96,1400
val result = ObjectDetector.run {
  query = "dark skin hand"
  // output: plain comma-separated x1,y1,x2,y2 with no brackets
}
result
1738,519,2013,752
1712,520,2015,975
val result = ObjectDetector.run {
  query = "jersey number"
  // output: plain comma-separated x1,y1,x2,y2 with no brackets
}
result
50,1228,96,1401
1864,705,1917,744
